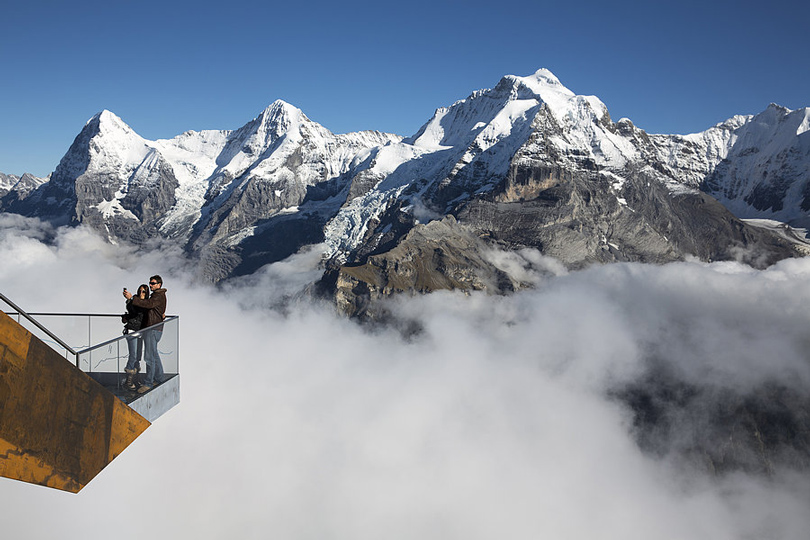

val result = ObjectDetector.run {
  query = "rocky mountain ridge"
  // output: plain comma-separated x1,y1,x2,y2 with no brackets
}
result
2,70,809,307
0,172,49,205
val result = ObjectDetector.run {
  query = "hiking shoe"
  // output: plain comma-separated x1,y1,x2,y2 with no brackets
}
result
137,385,152,394
124,369,138,390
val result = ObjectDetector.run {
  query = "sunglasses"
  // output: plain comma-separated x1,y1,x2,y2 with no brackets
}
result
149,281,159,285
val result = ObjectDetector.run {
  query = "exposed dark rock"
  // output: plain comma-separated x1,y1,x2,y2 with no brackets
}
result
335,216,515,319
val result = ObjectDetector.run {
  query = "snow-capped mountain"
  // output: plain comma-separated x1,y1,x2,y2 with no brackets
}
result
320,71,807,315
703,105,810,226
326,72,810,262
1,102,400,277
647,104,810,228
182,101,400,256
0,172,49,203
324,70,648,259
1,69,807,303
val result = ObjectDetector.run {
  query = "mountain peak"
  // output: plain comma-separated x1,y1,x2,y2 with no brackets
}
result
516,68,568,91
407,69,591,150
263,98,298,113
83,109,141,144
495,69,575,101
257,100,306,129
89,109,126,128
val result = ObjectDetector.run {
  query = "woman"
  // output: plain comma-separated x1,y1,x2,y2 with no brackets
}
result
122,284,149,391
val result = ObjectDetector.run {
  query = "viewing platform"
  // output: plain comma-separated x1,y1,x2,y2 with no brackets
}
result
0,293,180,492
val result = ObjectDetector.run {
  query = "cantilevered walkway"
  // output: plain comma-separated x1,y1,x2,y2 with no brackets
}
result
0,293,180,492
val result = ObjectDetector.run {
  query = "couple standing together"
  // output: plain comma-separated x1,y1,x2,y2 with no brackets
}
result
122,275,167,393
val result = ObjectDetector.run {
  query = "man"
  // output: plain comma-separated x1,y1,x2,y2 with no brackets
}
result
123,275,167,393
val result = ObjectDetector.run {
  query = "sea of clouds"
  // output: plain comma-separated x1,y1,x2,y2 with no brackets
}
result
1,214,809,540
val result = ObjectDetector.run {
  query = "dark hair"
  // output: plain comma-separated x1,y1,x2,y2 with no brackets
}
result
150,275,163,286
137,284,150,297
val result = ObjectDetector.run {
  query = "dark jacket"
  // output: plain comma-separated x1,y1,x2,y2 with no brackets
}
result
122,299,147,332
131,288,167,328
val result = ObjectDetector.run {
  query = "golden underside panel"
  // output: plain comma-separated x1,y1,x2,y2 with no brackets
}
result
0,311,150,493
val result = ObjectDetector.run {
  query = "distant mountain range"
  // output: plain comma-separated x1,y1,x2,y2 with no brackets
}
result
3,69,809,315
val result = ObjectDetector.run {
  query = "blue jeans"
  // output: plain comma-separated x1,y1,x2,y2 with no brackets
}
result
142,329,164,387
125,334,143,371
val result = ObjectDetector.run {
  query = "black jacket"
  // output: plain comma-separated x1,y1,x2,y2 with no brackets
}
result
122,299,146,332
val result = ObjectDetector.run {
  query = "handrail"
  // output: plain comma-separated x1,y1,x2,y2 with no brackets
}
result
0,292,80,365
76,316,179,356
5,312,178,318
20,313,126,318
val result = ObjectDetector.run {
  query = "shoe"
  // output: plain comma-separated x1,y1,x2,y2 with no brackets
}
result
124,369,137,391
137,385,152,394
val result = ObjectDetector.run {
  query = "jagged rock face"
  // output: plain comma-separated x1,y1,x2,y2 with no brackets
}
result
187,104,398,253
0,173,13,197
1,112,180,239
2,118,95,223
463,106,797,269
70,114,180,242
180,104,401,277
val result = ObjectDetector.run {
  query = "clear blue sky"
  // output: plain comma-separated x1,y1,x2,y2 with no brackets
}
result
2,0,808,177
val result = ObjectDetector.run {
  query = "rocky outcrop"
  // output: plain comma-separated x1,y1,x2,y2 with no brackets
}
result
334,216,518,318
1,112,180,238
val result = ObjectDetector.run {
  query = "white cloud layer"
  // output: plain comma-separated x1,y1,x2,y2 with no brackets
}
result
1,216,809,540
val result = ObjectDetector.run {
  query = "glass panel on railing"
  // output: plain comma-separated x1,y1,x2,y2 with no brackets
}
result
90,316,128,351
4,313,123,354
33,314,124,351
81,337,127,373
161,317,179,375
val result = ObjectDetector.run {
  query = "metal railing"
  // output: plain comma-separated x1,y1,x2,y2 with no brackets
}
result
76,316,179,375
1,293,179,377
